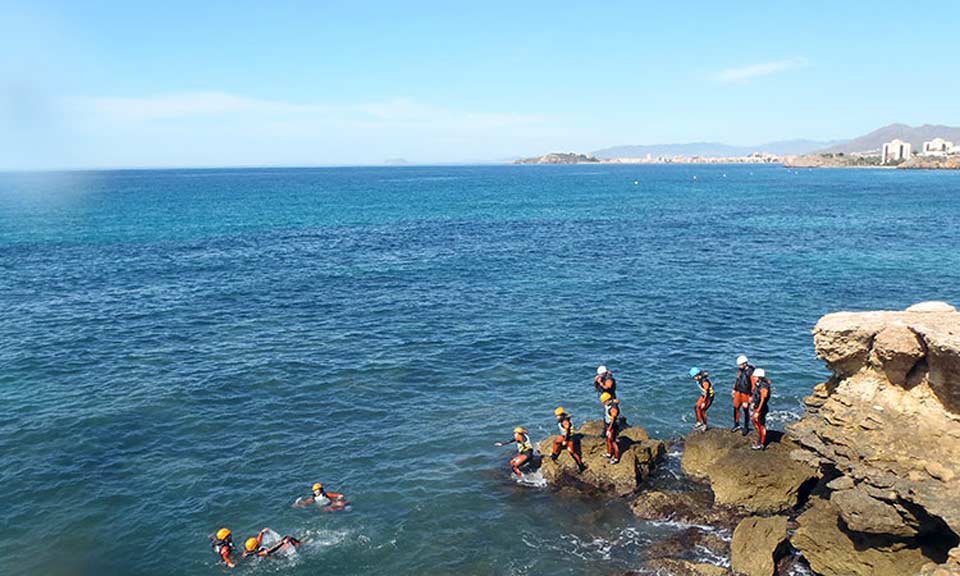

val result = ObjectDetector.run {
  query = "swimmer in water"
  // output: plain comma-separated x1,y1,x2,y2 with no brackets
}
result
241,528,301,560
295,482,349,512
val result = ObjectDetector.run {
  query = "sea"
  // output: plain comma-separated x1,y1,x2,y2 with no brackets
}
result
1,164,958,576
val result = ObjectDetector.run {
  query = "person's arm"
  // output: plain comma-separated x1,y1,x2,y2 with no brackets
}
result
493,439,514,447
220,546,235,568
608,406,619,427
594,376,602,393
326,491,344,500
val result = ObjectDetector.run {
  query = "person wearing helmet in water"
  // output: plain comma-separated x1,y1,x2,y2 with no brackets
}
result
550,407,587,473
751,369,772,450
690,367,715,431
296,482,348,512
732,355,756,435
211,527,237,568
601,392,622,464
594,366,617,399
495,426,535,477
241,528,302,560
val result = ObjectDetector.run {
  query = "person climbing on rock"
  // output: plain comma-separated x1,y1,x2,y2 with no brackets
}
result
551,407,587,473
690,367,714,431
751,368,772,450
241,528,301,560
495,426,535,477
294,482,349,512
594,365,617,399
601,392,622,464
211,527,237,568
731,355,756,435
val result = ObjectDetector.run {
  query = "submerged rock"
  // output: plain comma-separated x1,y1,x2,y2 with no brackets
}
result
681,429,818,514
635,558,729,576
730,515,789,576
645,526,730,561
537,420,665,496
630,490,744,528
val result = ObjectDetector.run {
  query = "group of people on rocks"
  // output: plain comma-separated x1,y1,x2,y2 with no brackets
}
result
211,482,348,568
496,357,775,479
690,354,772,450
496,365,622,477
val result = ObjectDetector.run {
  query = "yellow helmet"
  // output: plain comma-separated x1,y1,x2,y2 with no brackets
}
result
245,538,258,552
554,407,565,416
216,528,231,541
513,426,526,434
312,482,323,492
600,392,612,403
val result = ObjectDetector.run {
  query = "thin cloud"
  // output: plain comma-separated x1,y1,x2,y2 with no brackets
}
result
715,58,809,83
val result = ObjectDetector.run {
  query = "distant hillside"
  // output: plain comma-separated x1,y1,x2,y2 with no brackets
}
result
514,152,599,165
816,123,960,154
592,139,843,159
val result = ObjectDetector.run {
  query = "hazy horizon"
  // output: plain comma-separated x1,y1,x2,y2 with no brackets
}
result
2,1,959,170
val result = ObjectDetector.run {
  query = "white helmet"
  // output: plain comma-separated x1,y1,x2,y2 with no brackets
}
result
597,365,608,375
754,368,766,378
736,355,748,366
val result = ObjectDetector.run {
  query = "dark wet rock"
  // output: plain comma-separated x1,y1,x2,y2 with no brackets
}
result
730,515,789,576
681,429,819,514
633,558,730,576
630,490,744,528
646,527,730,561
537,420,665,496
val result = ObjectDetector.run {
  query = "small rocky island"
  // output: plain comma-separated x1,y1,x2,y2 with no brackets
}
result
513,152,600,165
533,301,960,576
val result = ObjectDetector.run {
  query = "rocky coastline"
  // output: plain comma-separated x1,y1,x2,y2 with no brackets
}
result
533,301,960,575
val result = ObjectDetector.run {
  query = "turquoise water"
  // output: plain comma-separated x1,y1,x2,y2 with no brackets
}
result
1,165,958,575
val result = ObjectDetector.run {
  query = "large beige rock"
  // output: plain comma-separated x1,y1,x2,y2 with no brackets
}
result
919,547,960,576
790,303,960,535
830,484,923,537
792,498,931,576
730,515,788,576
681,429,818,514
538,421,665,496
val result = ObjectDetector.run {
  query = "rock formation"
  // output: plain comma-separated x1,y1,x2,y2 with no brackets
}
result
787,302,960,575
681,429,818,514
538,420,665,496
632,302,959,575
730,515,789,576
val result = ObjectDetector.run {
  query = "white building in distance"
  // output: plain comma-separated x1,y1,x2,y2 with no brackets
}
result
881,139,912,164
921,137,956,156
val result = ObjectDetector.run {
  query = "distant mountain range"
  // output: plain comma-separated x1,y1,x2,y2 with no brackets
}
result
814,124,960,154
592,139,845,159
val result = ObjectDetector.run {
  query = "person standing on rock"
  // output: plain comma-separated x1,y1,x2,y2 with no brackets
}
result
595,366,617,420
551,407,587,473
601,392,622,464
689,367,714,431
732,355,756,436
494,426,535,478
750,369,771,450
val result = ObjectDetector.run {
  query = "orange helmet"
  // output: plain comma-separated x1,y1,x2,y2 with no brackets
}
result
245,538,258,552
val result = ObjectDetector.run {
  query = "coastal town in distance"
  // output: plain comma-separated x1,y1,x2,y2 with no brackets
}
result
516,122,960,169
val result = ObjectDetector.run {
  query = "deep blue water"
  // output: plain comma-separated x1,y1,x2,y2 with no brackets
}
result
1,164,958,576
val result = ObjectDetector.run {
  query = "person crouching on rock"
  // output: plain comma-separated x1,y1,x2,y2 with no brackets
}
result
689,367,714,431
601,393,622,464
495,426,535,477
241,528,301,560
732,355,756,436
551,407,587,473
751,369,771,450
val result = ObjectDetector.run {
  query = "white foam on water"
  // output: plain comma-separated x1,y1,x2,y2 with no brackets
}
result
515,471,547,488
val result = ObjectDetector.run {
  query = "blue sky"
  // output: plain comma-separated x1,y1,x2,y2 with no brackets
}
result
2,1,958,169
